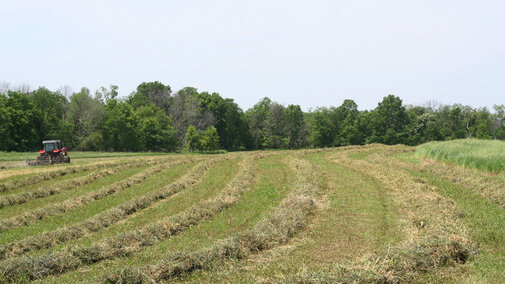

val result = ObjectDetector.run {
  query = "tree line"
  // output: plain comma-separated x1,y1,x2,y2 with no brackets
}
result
1,81,504,152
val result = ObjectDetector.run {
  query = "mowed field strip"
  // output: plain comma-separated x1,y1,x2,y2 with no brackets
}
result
0,144,505,283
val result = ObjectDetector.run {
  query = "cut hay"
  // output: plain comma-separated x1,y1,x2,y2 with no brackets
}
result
0,159,219,259
0,158,158,193
0,154,264,282
0,160,164,209
0,158,195,234
284,239,472,283
105,155,323,282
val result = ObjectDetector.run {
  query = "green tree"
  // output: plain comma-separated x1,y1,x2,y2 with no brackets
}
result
0,94,8,150
66,87,105,149
168,87,215,141
0,91,40,151
198,92,250,150
95,85,119,103
31,87,68,144
370,95,409,145
309,107,335,148
334,99,360,146
78,132,104,151
135,104,177,151
102,99,139,151
200,126,220,151
492,105,505,139
435,105,466,140
265,102,287,148
185,125,201,151
245,97,272,149
128,81,171,111
284,104,308,148
471,107,493,139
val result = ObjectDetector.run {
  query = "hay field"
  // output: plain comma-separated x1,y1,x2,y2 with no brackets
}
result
0,145,504,283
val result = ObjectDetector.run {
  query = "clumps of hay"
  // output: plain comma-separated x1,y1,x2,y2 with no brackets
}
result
0,158,193,235
284,239,473,283
105,155,323,283
419,160,505,209
363,146,505,213
0,166,86,193
0,155,261,282
0,159,215,260
334,147,470,247
0,161,151,209
309,146,476,282
0,158,158,193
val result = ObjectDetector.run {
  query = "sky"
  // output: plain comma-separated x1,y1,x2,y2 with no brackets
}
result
0,0,504,111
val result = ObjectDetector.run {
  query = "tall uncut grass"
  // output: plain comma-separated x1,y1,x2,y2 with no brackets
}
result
416,139,505,172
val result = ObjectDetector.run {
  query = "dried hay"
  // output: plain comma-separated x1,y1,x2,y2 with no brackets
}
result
0,155,263,282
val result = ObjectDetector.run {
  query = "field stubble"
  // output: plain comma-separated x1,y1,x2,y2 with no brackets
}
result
0,157,219,261
1,145,502,283
105,154,323,283
0,153,262,282
0,157,195,236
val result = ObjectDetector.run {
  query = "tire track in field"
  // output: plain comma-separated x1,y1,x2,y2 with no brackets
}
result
0,154,265,282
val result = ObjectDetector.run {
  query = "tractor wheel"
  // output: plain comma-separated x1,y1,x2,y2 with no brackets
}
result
64,156,71,163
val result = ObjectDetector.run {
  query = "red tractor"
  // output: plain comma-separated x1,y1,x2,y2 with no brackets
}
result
27,140,70,166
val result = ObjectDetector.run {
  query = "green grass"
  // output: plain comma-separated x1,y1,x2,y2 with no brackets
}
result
416,139,505,172
33,159,241,256
3,147,505,283
306,152,399,256
0,169,92,197
181,152,400,283
43,154,292,283
402,160,505,283
0,165,155,244
0,165,146,221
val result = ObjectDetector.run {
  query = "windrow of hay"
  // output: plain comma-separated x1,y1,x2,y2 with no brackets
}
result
105,155,323,283
0,158,157,193
0,158,222,260
312,147,474,282
285,239,471,283
300,144,387,157
0,158,171,209
342,147,469,243
0,158,197,234
393,154,505,210
0,154,264,282
365,145,505,209
316,144,390,161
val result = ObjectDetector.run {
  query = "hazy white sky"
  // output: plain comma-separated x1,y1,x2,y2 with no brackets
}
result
0,0,504,110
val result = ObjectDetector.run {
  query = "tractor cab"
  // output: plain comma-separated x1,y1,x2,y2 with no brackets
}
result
43,140,61,153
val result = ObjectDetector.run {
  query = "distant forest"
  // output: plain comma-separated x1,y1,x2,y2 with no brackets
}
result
1,81,504,152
